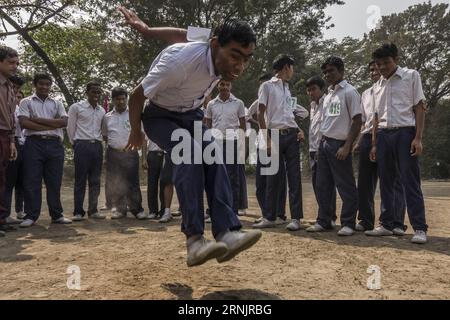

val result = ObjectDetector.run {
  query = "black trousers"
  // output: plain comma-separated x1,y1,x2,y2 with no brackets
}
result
4,139,24,216
265,130,303,221
106,148,143,215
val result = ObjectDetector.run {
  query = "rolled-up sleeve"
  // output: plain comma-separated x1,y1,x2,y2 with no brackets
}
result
412,70,426,106
348,89,362,119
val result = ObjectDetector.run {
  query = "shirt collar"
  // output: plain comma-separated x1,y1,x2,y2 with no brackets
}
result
328,80,348,92
380,67,405,82
32,93,53,103
216,94,236,103
311,95,325,111
0,73,8,85
83,100,101,110
112,107,129,114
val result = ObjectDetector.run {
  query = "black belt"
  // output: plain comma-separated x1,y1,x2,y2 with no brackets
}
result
30,135,60,141
108,146,135,153
378,126,415,132
322,136,346,143
271,128,299,136
76,139,101,144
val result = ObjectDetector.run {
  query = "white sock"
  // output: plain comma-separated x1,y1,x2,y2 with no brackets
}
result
164,208,171,216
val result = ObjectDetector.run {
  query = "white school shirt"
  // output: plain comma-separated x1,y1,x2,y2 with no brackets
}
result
67,100,105,144
141,42,221,113
205,94,246,140
18,94,68,141
309,96,325,152
320,80,362,141
14,106,25,145
102,108,132,150
258,77,299,130
373,67,426,129
361,86,376,134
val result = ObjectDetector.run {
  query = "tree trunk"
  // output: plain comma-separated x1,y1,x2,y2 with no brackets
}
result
0,9,75,106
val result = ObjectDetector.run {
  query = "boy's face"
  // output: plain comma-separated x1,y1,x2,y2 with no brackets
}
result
0,56,19,78
86,86,102,104
369,63,381,83
16,92,24,104
35,79,52,97
218,80,232,96
284,64,294,81
306,85,322,102
322,64,344,86
113,95,128,112
375,56,398,79
211,39,255,82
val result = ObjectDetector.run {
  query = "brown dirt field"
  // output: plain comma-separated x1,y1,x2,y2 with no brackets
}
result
1,179,449,300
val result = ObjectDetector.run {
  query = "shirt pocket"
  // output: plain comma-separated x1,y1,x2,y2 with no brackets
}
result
392,79,413,107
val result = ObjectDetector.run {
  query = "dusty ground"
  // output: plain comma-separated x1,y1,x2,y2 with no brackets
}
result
0,178,449,300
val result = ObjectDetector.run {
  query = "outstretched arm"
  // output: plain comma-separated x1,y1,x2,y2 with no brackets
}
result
118,6,188,44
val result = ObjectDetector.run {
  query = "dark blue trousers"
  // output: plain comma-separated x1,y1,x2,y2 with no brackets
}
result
310,152,337,221
317,137,358,229
146,151,165,214
142,103,241,238
238,164,248,210
4,140,24,216
265,131,303,221
73,140,103,216
23,137,64,221
256,151,287,219
106,148,143,215
376,127,427,232
219,139,240,215
358,133,406,230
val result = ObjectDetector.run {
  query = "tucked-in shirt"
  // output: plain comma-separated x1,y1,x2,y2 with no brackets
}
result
361,86,376,134
102,108,132,150
258,77,299,130
67,100,105,143
18,94,68,140
141,42,221,112
320,80,362,141
309,96,325,152
0,73,16,142
373,67,425,129
205,94,246,140
147,137,163,152
14,106,25,145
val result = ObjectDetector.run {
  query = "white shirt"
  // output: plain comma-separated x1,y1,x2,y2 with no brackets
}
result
18,94,68,140
14,106,25,145
102,108,132,150
258,77,299,130
320,80,362,141
361,86,376,134
147,138,163,152
309,96,325,152
205,94,246,140
141,42,221,112
374,67,425,129
67,100,105,144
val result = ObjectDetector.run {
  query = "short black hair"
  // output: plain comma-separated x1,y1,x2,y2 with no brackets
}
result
0,45,18,61
213,19,256,47
86,81,101,92
321,56,345,72
9,75,25,87
368,60,376,69
272,54,295,72
33,73,53,85
111,87,128,99
372,43,399,60
258,72,272,82
306,76,326,90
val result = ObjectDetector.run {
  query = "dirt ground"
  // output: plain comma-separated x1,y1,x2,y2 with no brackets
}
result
1,178,449,300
